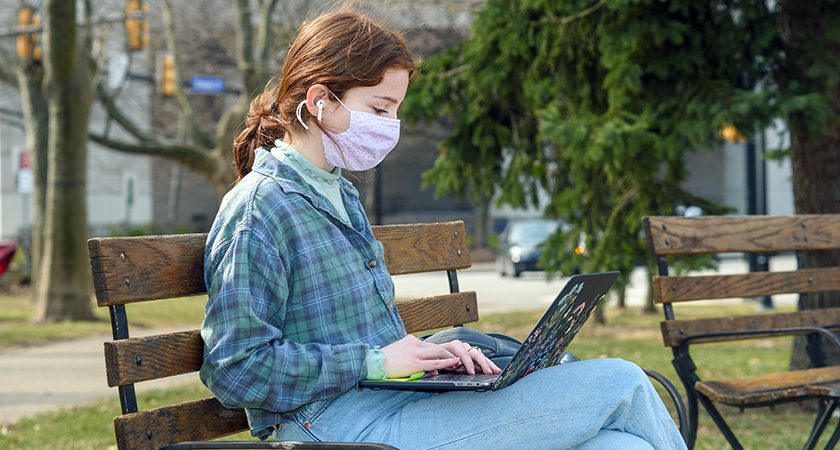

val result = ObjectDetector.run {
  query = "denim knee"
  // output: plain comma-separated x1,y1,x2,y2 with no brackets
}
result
590,358,647,384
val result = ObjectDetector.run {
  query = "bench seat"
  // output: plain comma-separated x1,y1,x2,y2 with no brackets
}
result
695,366,840,407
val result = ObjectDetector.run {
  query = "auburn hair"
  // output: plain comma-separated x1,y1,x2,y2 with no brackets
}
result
232,12,417,184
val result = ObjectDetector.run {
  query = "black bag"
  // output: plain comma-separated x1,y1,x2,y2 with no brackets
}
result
422,327,580,370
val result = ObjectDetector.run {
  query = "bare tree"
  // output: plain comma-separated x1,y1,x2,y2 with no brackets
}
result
0,0,98,321
89,0,293,196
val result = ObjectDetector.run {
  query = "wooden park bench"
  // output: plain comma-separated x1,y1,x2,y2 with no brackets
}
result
644,214,840,450
89,220,685,450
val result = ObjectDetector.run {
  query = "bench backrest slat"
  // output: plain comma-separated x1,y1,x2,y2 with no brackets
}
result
89,233,207,307
89,222,471,307
104,292,479,388
653,267,840,304
644,214,840,255
113,397,248,450
661,308,840,347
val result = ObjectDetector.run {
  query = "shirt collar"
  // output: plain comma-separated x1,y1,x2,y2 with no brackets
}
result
271,140,342,185
250,146,360,207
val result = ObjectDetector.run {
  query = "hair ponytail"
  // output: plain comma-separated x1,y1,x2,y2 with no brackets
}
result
232,85,287,183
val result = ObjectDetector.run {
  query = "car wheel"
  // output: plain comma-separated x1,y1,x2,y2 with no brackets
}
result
496,257,507,276
505,259,520,278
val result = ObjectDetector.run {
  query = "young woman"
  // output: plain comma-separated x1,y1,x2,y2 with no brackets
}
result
200,10,687,450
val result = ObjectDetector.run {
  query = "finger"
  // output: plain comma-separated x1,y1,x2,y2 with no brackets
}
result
489,359,502,374
417,345,457,361
468,349,493,374
474,351,498,374
417,356,461,372
439,341,475,374
453,344,478,375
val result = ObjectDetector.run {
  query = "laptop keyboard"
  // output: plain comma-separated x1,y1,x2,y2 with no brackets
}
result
428,373,500,382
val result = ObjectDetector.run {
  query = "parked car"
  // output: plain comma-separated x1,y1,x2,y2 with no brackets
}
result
496,219,566,277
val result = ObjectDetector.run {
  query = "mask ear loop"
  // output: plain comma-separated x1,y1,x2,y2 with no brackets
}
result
296,100,310,130
328,89,350,112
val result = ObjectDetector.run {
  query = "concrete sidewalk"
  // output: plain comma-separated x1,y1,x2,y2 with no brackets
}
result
0,327,200,426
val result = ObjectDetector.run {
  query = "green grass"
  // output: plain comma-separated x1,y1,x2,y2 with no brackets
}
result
0,294,208,350
1,301,837,449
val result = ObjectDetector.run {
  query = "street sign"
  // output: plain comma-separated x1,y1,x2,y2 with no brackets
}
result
190,76,225,94
17,148,32,194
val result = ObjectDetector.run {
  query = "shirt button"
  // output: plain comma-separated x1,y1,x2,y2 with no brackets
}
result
386,300,394,308
367,259,377,268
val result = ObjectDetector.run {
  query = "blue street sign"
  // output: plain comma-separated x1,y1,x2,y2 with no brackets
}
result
190,76,225,94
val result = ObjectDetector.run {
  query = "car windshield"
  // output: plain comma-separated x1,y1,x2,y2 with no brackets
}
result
508,221,559,244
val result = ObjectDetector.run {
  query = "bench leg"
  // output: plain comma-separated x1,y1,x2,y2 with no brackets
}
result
684,385,699,449
695,391,744,450
803,399,836,450
824,410,840,450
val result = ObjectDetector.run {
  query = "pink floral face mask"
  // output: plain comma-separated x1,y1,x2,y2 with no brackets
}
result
296,90,401,171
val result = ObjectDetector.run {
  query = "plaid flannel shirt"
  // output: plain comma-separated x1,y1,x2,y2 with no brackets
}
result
200,147,406,436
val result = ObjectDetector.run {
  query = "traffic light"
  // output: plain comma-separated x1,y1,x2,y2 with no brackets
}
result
125,0,150,51
16,7,41,61
720,125,745,143
160,54,176,97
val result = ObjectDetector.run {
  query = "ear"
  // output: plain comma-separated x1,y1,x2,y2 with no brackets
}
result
305,85,335,117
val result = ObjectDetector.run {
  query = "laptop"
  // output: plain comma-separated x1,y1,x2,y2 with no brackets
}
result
359,271,620,392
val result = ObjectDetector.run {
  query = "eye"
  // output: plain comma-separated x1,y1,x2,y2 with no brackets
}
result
373,107,388,115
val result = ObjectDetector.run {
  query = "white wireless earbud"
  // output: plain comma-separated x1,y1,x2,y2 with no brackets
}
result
316,99,325,123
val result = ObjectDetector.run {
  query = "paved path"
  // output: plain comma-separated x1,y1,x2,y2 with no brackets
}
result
0,327,199,426
0,254,799,426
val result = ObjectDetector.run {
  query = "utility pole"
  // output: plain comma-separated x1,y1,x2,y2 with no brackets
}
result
746,131,772,309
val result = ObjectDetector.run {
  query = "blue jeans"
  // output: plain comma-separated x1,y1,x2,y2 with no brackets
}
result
271,358,687,450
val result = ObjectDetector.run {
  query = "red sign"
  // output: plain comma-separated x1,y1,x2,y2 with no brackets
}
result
19,149,30,169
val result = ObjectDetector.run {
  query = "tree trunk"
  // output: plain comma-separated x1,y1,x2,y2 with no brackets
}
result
781,2,840,369
33,0,95,322
644,265,657,314
476,192,490,248
616,287,626,309
593,303,605,325
17,65,48,302
788,112,840,368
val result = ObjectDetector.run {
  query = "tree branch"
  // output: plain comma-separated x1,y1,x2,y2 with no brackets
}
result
235,0,256,85
548,1,605,25
89,132,217,174
94,80,161,144
160,0,216,150
257,0,280,64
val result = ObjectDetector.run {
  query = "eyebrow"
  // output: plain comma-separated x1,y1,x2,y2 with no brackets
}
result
374,95,402,105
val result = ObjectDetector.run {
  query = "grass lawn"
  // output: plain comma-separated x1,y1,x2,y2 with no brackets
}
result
0,294,208,350
1,299,837,449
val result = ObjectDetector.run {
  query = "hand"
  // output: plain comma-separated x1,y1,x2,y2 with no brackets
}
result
380,335,461,378
438,340,502,376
